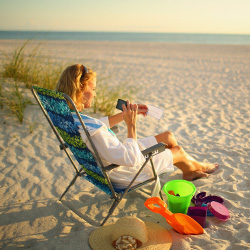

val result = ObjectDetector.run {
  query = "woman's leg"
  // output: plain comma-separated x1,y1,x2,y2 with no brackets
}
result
155,131,178,148
155,131,219,181
170,145,219,181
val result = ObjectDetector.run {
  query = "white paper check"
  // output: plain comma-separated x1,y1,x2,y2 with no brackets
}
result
146,105,164,120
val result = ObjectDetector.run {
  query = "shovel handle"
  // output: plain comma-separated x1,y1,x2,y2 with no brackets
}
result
144,197,165,212
144,197,173,218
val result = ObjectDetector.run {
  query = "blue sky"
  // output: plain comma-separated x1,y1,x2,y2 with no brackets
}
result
0,0,249,34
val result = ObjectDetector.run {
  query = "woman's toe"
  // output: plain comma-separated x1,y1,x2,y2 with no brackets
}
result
205,163,219,174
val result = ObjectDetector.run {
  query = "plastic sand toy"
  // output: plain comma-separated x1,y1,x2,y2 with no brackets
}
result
144,197,204,235
163,180,196,214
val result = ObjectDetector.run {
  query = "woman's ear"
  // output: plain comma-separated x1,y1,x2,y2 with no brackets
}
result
80,83,85,90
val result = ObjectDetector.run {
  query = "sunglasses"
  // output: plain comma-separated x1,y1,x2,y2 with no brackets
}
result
81,65,89,79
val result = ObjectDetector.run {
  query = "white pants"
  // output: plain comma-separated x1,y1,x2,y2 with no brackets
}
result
109,136,174,189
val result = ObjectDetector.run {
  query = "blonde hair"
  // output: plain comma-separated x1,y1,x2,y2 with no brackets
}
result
55,64,96,111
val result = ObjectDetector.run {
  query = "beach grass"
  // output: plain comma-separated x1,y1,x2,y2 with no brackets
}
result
1,40,135,118
2,40,63,90
3,81,32,123
94,77,134,116
0,81,3,109
28,121,37,133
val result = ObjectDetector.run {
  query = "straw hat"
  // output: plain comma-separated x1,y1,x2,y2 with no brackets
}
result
89,216,172,250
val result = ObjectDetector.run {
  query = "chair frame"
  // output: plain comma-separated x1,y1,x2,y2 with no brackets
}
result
32,87,166,226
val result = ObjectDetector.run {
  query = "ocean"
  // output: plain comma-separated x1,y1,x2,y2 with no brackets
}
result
0,30,250,45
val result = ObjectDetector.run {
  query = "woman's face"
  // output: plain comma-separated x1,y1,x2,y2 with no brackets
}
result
82,78,96,108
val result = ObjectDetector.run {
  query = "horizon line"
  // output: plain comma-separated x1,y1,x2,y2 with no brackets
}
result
0,29,250,36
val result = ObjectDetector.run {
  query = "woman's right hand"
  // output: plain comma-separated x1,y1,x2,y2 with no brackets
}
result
122,100,138,140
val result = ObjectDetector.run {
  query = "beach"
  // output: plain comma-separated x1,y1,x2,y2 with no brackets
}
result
0,40,250,249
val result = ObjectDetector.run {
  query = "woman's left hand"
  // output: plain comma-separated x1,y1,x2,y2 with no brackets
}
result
137,104,148,117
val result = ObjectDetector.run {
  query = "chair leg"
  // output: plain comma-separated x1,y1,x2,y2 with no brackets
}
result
100,198,121,226
59,172,81,201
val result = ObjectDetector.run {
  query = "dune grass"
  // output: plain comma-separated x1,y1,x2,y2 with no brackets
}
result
93,76,134,116
1,40,63,123
0,81,3,109
2,40,64,90
28,122,37,133
1,40,135,122
2,81,32,124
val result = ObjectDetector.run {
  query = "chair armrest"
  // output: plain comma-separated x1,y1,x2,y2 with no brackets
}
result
141,143,166,159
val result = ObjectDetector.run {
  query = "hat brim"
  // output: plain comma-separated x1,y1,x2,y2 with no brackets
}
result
89,221,172,250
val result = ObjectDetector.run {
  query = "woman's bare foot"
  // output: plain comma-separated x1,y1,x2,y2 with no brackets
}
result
183,171,209,181
170,145,220,181
183,164,219,181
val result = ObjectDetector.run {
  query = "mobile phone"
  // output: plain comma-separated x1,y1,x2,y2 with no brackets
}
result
116,99,127,111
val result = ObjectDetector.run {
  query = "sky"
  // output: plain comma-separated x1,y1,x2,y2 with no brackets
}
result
0,0,250,34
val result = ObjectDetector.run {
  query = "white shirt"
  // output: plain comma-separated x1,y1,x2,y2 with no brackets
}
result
72,112,174,189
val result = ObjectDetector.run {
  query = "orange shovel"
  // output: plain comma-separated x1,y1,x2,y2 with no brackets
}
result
144,197,204,235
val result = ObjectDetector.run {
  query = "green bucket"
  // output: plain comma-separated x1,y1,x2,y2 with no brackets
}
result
163,180,196,214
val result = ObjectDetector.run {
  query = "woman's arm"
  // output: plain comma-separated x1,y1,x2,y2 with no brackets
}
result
85,122,144,167
122,101,138,141
92,101,140,166
108,112,124,128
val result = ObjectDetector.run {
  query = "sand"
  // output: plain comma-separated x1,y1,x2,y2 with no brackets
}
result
0,40,250,249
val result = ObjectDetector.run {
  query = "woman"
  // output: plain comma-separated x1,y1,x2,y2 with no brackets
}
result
55,64,219,190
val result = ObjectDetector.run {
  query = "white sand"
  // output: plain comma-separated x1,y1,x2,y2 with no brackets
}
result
0,40,250,249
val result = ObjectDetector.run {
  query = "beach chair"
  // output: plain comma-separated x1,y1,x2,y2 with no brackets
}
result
32,86,166,226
